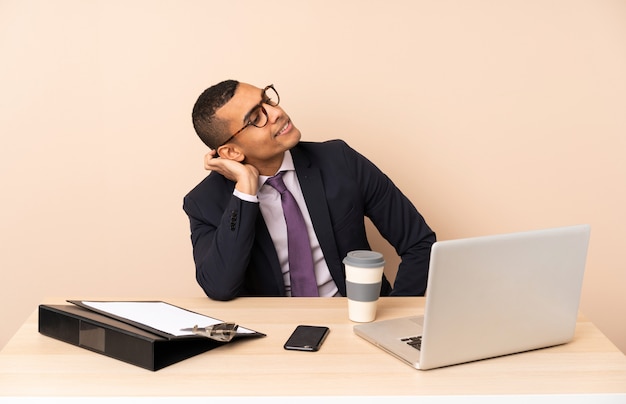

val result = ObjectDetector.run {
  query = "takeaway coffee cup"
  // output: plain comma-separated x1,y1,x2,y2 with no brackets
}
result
343,250,385,322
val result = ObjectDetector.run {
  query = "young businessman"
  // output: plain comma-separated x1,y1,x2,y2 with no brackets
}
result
184,80,436,300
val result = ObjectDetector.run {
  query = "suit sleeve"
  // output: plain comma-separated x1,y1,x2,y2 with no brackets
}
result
342,142,436,295
183,188,260,300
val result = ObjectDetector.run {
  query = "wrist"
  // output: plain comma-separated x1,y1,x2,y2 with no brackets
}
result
234,172,259,195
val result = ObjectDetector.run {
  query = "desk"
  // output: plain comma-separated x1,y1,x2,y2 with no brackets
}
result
0,297,625,401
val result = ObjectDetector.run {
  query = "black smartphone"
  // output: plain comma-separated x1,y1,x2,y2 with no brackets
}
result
283,325,330,352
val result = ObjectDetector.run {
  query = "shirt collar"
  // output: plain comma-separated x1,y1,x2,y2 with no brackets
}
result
258,150,294,187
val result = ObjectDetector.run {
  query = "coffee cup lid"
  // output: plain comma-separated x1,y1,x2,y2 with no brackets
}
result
343,250,385,268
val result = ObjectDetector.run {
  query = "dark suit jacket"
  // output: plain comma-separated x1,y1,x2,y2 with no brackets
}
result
183,140,435,300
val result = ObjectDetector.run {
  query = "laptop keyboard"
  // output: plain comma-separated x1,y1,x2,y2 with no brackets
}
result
401,336,422,351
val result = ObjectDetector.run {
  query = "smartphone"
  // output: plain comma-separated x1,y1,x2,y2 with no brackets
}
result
283,325,330,352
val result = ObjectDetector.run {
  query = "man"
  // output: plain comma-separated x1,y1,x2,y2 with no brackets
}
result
184,80,435,300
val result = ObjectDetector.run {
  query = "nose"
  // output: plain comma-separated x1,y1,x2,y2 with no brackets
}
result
264,103,283,124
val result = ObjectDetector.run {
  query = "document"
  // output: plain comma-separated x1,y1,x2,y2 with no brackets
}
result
72,300,257,337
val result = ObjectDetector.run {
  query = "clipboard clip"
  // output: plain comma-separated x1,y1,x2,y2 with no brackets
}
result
180,323,239,342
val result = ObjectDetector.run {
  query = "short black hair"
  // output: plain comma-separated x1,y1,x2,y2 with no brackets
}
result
191,79,239,149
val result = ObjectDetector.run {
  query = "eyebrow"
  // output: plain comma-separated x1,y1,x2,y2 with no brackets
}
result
241,88,266,124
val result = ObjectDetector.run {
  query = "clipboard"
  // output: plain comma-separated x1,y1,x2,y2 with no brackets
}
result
38,300,265,371
67,300,265,340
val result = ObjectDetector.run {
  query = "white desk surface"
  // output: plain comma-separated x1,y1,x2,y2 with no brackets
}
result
0,297,625,402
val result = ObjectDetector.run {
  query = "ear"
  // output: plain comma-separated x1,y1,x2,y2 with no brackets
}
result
216,144,246,162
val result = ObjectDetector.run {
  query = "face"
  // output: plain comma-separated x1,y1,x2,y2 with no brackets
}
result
215,83,301,169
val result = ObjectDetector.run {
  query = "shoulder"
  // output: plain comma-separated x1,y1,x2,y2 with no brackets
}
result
295,139,350,152
291,140,383,182
292,139,362,163
184,171,234,204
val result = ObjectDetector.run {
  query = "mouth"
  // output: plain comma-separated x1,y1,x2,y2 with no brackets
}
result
275,119,292,138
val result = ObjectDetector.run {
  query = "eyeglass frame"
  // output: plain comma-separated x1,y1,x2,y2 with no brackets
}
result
219,84,280,148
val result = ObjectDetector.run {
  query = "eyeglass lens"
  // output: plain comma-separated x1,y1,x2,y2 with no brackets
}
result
247,86,279,128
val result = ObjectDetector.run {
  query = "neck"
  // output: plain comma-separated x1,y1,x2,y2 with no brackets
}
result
251,152,285,177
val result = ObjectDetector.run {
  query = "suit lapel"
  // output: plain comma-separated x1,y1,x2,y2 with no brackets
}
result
291,147,344,288
254,213,286,295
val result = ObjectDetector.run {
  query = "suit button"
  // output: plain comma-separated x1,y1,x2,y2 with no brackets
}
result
230,210,237,231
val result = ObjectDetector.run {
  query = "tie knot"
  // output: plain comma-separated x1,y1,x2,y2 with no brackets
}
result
266,171,287,194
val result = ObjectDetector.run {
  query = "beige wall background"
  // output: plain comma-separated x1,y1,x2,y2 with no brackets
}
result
1,0,625,353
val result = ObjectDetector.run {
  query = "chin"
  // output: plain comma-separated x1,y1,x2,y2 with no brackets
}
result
281,128,301,146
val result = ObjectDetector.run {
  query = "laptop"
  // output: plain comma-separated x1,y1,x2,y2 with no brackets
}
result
353,224,591,370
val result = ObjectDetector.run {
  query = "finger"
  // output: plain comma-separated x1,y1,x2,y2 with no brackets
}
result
204,150,217,170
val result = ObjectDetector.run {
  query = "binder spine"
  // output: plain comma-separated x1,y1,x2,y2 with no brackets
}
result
38,304,223,371
38,305,156,370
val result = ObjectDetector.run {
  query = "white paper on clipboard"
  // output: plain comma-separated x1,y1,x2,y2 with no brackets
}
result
72,300,257,337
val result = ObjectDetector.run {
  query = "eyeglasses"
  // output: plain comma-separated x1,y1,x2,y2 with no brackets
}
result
220,84,280,146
